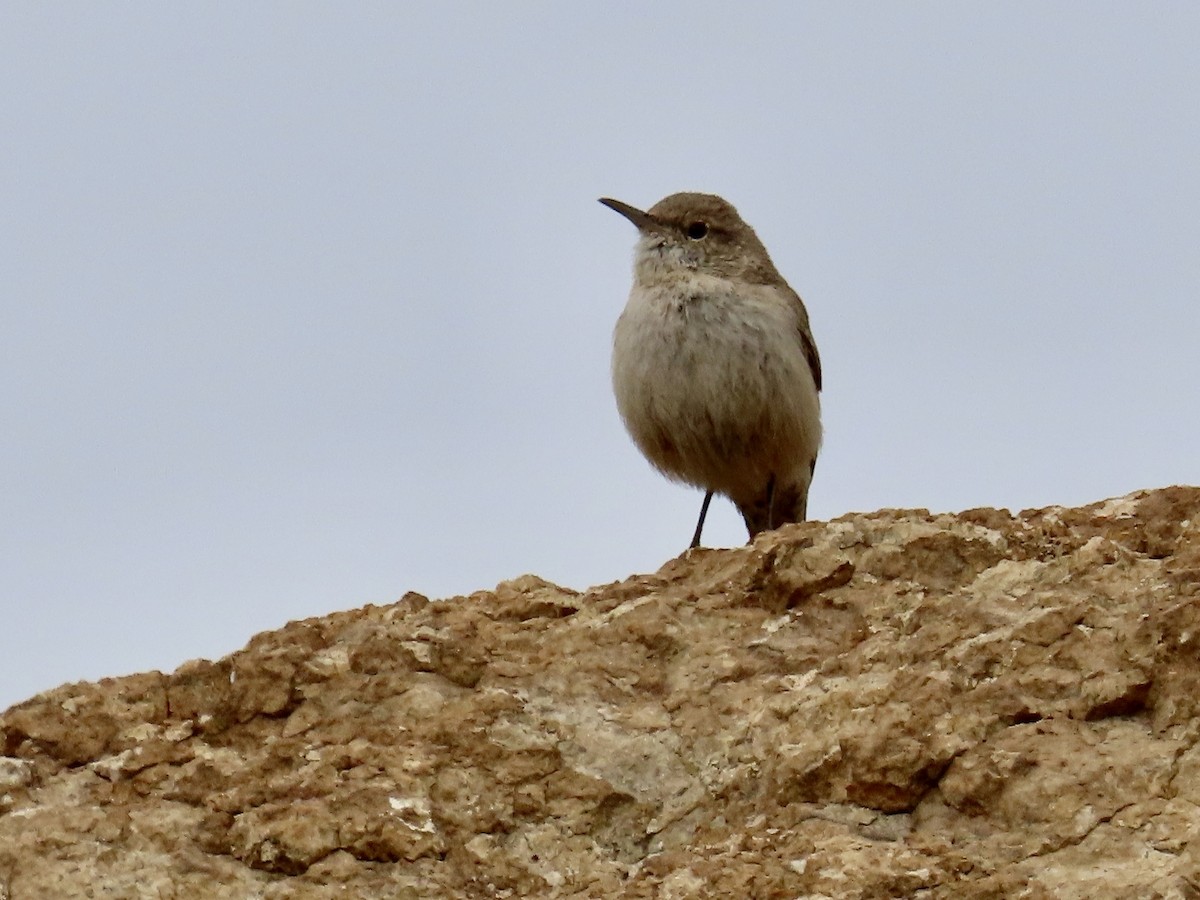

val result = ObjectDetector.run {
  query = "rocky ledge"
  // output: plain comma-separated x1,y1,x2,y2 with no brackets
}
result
2,487,1199,899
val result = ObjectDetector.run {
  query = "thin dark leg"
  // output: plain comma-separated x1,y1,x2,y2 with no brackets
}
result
690,490,714,549
765,473,777,530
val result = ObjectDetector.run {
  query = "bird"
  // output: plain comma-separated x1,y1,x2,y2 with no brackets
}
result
600,192,822,548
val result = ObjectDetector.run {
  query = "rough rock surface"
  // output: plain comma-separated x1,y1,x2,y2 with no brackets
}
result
3,487,1200,899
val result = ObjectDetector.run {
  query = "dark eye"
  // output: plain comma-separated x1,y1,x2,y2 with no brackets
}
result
685,221,709,240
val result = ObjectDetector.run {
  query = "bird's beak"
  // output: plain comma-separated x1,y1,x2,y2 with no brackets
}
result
599,197,659,232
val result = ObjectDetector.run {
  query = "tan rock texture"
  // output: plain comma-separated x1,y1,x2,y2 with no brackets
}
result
3,487,1200,899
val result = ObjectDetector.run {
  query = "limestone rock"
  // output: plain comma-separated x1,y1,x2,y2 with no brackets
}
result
3,486,1200,898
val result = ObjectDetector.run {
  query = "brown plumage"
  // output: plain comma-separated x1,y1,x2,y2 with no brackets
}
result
601,192,822,546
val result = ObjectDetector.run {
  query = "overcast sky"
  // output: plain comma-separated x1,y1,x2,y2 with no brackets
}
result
3,5,1197,710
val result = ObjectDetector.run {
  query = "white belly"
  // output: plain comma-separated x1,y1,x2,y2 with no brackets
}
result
611,275,821,502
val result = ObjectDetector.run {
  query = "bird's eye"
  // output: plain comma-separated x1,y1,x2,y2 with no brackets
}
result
685,221,709,240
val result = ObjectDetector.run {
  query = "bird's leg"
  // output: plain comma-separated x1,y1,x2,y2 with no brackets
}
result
690,491,714,549
765,473,777,530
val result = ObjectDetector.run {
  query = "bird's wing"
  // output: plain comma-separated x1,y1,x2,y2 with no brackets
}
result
787,287,822,392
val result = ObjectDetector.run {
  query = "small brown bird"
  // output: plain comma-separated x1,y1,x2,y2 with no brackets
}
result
600,192,822,547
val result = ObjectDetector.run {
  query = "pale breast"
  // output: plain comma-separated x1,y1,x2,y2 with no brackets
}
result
611,276,821,497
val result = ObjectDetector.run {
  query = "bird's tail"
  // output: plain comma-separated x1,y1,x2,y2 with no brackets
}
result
737,477,810,539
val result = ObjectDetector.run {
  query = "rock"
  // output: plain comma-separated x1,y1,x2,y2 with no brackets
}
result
2,486,1199,898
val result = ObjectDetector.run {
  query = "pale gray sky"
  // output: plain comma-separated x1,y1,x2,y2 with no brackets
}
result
3,5,1198,709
